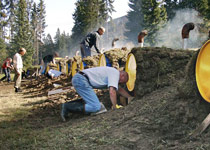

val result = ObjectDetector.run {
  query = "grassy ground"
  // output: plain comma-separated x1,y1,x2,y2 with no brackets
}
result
1,74,210,150
0,81,118,150
0,73,15,81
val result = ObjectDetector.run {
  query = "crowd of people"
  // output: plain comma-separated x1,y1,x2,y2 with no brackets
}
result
1,48,26,93
1,24,206,121
0,26,135,122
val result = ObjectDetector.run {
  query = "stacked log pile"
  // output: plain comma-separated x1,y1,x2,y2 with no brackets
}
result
82,55,99,69
104,48,131,69
55,58,68,73
48,62,58,70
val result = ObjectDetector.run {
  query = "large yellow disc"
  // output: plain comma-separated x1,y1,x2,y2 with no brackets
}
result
196,40,210,102
80,61,84,70
45,65,50,73
71,61,77,77
99,54,106,67
54,57,63,60
125,53,137,91
66,63,69,75
57,63,60,71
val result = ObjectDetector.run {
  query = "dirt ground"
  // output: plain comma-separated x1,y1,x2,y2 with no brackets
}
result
0,76,210,150
1,48,210,150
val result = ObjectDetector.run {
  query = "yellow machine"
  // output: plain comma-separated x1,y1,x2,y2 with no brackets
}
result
98,54,106,67
125,53,137,91
71,61,77,77
196,40,210,102
80,61,84,70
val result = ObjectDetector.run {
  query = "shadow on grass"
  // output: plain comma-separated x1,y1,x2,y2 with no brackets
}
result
0,103,87,149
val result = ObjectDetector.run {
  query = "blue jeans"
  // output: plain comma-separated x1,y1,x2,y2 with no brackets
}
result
72,73,101,113
80,44,91,58
0,68,11,82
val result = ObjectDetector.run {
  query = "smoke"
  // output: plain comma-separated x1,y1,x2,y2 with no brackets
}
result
99,16,135,52
155,9,208,49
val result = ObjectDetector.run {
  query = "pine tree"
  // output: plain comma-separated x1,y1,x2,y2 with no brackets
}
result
37,0,46,63
71,0,114,51
178,0,209,32
0,37,8,65
207,0,210,20
42,33,55,57
0,0,8,40
164,0,179,20
11,0,33,68
5,0,18,41
59,32,68,57
31,2,39,65
124,0,143,43
54,28,61,55
178,0,209,18
141,0,167,46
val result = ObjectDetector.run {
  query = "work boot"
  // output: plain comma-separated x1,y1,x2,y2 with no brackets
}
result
91,102,107,115
61,103,67,122
15,88,22,93
60,99,84,122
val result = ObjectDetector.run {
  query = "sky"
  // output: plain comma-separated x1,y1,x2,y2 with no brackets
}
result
34,0,130,37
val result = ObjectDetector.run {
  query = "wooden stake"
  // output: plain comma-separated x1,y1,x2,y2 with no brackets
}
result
192,113,210,137
48,87,74,96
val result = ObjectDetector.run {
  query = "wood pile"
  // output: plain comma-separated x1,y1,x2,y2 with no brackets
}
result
104,48,131,69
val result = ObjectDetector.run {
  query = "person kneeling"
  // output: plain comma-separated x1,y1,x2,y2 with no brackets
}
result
61,66,133,121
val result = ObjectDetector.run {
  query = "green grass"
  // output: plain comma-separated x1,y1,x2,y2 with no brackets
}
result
0,73,15,80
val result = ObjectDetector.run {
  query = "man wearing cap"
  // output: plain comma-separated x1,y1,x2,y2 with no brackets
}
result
61,66,133,121
13,48,26,92
80,27,105,58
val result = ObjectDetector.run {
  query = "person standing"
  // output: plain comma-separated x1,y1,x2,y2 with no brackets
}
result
80,27,105,58
13,48,26,92
0,58,13,82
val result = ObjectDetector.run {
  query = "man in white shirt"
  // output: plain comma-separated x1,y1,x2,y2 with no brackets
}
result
13,48,26,92
61,67,133,121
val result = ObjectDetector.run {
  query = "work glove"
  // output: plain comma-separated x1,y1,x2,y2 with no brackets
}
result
112,104,123,110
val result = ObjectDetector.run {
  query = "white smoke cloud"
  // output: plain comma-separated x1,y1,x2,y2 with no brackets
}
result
155,9,208,49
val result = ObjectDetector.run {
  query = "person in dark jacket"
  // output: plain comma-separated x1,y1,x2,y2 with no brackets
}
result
39,52,59,75
80,27,105,58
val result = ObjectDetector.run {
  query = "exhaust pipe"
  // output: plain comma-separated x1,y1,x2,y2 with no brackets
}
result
138,30,148,48
181,23,195,50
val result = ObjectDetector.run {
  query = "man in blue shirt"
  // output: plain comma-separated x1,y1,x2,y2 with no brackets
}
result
80,27,105,58
61,67,133,121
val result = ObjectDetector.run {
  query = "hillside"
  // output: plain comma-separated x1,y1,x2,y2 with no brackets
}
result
1,47,210,150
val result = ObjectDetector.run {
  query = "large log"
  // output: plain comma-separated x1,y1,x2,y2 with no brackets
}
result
131,47,195,98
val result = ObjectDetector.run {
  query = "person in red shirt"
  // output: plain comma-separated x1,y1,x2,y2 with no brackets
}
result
0,58,13,82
